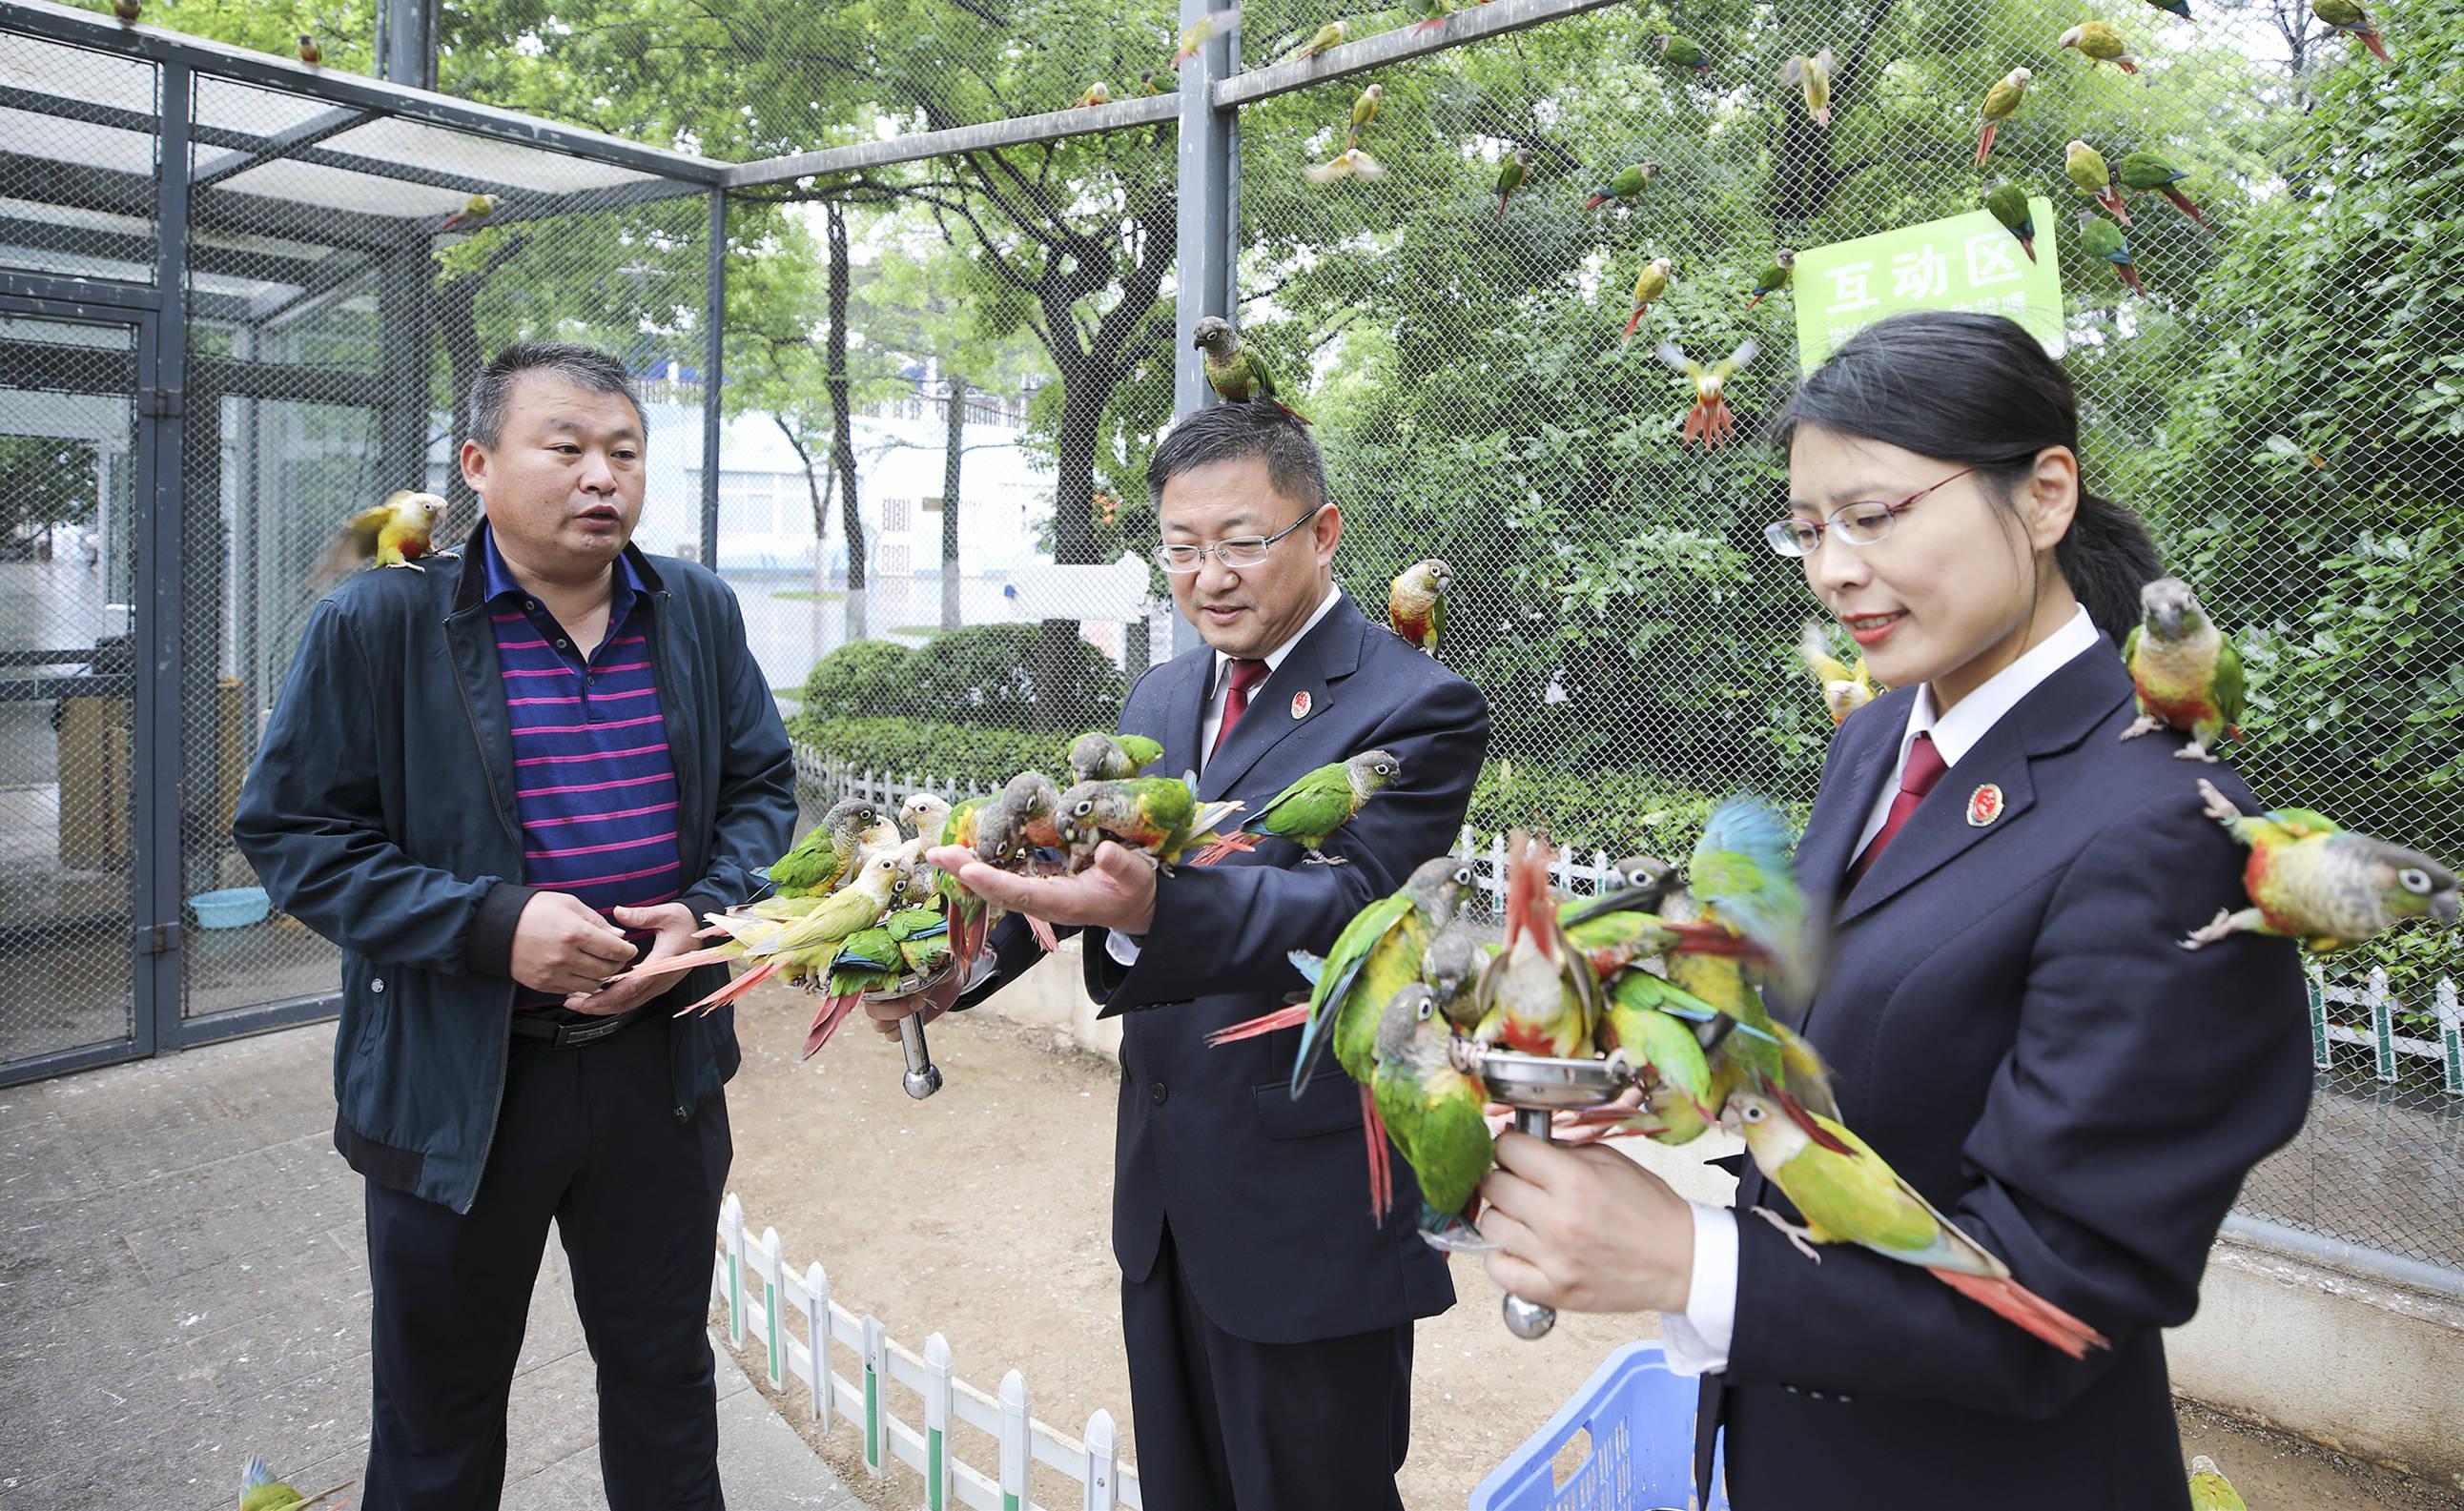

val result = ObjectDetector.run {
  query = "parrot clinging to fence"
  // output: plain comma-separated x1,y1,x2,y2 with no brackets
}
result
1744,248,1796,309
1194,749,1402,866
1174,7,1242,66
1493,148,1531,224
1730,1087,2114,1358
440,193,500,232
1192,316,1313,422
315,490,449,586
771,798,902,898
1067,731,1166,784
2075,211,2145,294
2117,151,2210,228
1777,49,1837,126
1658,32,1711,72
1657,337,1759,450
2187,1456,2250,1511
1304,147,1386,185
1371,983,1496,1249
2066,140,2132,223
1983,182,2040,263
2311,0,2391,61
2181,780,2459,952
1620,256,1673,346
1798,619,1877,725
1387,558,1451,657
1584,161,1659,211
238,1458,351,1511
1346,84,1383,150
2057,20,2140,72
1974,67,2032,167
2120,576,2245,762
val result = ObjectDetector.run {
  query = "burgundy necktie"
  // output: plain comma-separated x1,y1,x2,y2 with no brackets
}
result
1211,658,1270,759
1849,731,1948,885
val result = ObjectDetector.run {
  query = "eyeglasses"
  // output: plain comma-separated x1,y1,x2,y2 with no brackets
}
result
1155,504,1324,574
1764,465,1980,558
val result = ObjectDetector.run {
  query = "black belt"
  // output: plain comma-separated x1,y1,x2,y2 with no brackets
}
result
509,1001,658,1048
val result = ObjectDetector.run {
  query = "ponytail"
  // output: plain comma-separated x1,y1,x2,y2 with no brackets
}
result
2059,491,2164,644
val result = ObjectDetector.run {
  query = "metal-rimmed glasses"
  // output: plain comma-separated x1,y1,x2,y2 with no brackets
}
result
1763,465,1980,558
1154,503,1325,574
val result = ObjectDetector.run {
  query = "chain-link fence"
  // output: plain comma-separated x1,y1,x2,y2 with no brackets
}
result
2,0,2455,1278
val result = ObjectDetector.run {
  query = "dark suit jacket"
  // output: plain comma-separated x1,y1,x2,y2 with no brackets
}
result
962,591,1489,1343
1696,640,2312,1509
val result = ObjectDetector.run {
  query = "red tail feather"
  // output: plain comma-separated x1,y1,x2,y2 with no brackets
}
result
2162,186,2208,227
1929,1269,2110,1359
2018,234,2036,263
1621,307,1646,345
614,944,739,985
1361,1084,1394,1222
1973,121,1998,167
1205,1002,1314,1045
2357,27,2389,61
801,992,862,1060
1027,914,1059,951
678,959,776,1016
1190,831,1262,866
2118,262,2145,295
2114,57,2139,73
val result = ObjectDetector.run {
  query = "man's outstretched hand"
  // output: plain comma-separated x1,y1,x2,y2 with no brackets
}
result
921,842,1160,937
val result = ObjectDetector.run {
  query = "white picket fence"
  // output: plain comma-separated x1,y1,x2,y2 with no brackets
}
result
711,1193,1141,1511
2309,968,2464,1096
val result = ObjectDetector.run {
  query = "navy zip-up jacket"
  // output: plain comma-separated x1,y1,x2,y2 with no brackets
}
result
235,521,797,1214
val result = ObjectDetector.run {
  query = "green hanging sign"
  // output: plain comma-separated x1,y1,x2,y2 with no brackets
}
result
1792,198,2065,372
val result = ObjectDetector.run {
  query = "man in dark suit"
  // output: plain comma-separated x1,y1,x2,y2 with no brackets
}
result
870,401,1489,1511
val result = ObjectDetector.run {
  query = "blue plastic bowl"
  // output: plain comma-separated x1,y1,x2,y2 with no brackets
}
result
189,887,270,929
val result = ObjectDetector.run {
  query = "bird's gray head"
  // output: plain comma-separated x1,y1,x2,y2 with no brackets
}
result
1053,780,1120,845
1003,769,1059,813
1373,983,1440,1063
1611,854,1680,901
1406,854,1476,920
1347,749,1403,796
1068,731,1122,776
1192,316,1234,352
1410,558,1454,593
825,798,885,841
1776,248,1797,267
2370,844,2461,925
1421,924,1481,998
2138,575,2206,641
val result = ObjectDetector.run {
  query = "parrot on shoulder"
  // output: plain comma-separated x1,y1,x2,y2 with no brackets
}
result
1730,1087,2113,1358
1777,49,1836,126
1067,731,1165,783
1192,316,1312,423
1371,983,1495,1250
1193,749,1402,866
2120,576,2245,763
2311,0,2390,61
1983,182,2040,263
314,489,449,586
1657,337,1759,450
2058,20,2140,72
1387,558,1451,657
1798,619,1877,725
2187,1456,2249,1511
1583,161,1659,211
1974,68,2032,167
2182,779,2458,953
239,1458,351,1511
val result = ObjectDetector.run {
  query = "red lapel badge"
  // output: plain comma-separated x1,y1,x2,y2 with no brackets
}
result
1966,783,2004,827
1289,691,1312,720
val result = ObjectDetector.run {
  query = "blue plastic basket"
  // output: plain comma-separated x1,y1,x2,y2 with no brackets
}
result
187,887,270,929
1468,1343,1729,1511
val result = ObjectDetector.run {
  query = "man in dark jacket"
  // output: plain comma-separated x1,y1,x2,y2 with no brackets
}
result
872,402,1490,1511
235,341,796,1511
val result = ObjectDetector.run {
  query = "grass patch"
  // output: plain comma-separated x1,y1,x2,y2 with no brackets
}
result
771,589,850,602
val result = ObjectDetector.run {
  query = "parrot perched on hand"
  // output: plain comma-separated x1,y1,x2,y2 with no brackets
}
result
238,1458,351,1511
314,490,448,586
1493,148,1531,224
1658,32,1711,72
1472,833,1605,1058
1798,619,1877,725
297,33,322,65
1067,731,1165,784
2058,21,2140,72
770,798,902,898
1387,558,1451,657
1583,161,1659,210
2311,0,2391,61
1371,983,1495,1249
2182,780,2459,952
1730,1087,2113,1358
2120,577,2245,762
1054,777,1244,871
1304,146,1386,185
1974,68,2032,167
2066,140,2132,223
2075,211,2145,294
2187,1456,2249,1511
1983,182,2040,263
1282,19,1347,60
1192,316,1312,423
1620,256,1673,346
1777,49,1837,126
1174,6,1242,66
2117,151,2210,228
1195,749,1402,866
1346,84,1383,150
440,193,501,232
1657,337,1759,450
1744,248,1797,309
976,771,1064,868
617,850,908,1016
934,794,1003,967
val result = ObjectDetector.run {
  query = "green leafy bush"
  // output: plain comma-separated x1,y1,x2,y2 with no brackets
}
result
798,640,916,723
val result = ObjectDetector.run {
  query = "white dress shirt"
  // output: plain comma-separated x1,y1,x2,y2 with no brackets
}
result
1106,584,1346,967
1659,603,2102,1378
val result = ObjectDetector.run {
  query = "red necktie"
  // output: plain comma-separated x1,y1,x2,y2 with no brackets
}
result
1849,731,1948,885
1211,658,1270,758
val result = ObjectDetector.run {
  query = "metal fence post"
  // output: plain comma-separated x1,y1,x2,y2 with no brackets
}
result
1171,0,1239,662
702,187,725,568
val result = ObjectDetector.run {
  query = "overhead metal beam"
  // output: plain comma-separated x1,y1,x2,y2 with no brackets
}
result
192,105,368,190
726,93,1179,190
0,147,402,251
0,212,328,286
1210,0,1627,107
0,0,728,186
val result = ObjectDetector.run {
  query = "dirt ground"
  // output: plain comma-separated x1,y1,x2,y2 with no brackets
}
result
715,983,2460,1511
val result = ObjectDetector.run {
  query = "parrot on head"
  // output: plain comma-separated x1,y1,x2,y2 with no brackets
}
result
1656,337,1759,450
2117,151,2209,229
1304,147,1386,185
2182,779,2458,952
1067,731,1165,784
1777,49,1837,126
1744,248,1797,309
1174,7,1242,66
238,1458,351,1511
2187,1456,2249,1511
1974,67,2032,167
1196,749,1402,866
1371,983,1495,1249
297,33,322,65
1192,316,1313,423
1493,148,1531,224
2058,21,2140,72
2066,140,2132,223
772,798,902,898
1983,182,2040,263
1797,619,1877,725
1346,84,1383,150
1387,558,1451,657
2311,0,2391,61
1620,256,1674,346
1472,832,1604,1058
313,489,449,588
2120,577,2245,762
2075,211,2145,294
1659,32,1711,72
1729,1087,2113,1358
1584,161,1660,211
1282,19,1348,60
440,193,501,232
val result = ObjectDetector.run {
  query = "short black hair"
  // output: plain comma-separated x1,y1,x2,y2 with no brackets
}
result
468,341,645,449
1144,400,1328,521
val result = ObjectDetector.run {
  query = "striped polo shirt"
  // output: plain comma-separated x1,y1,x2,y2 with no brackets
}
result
483,530,683,1013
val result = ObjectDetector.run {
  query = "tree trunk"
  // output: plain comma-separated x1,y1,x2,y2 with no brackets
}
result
1031,362,1112,732
940,373,967,630
826,201,864,593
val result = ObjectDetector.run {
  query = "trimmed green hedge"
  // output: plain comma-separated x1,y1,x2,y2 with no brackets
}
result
795,626,1127,733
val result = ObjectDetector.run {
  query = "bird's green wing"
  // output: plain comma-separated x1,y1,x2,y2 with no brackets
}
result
1119,734,1165,770
1782,1133,1945,1254
1250,766,1354,841
1603,995,1713,1103
2212,635,2247,727
2120,623,2141,670
1407,1080,1495,1215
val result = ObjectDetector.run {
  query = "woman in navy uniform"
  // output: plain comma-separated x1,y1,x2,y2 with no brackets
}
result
1475,312,2312,1509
